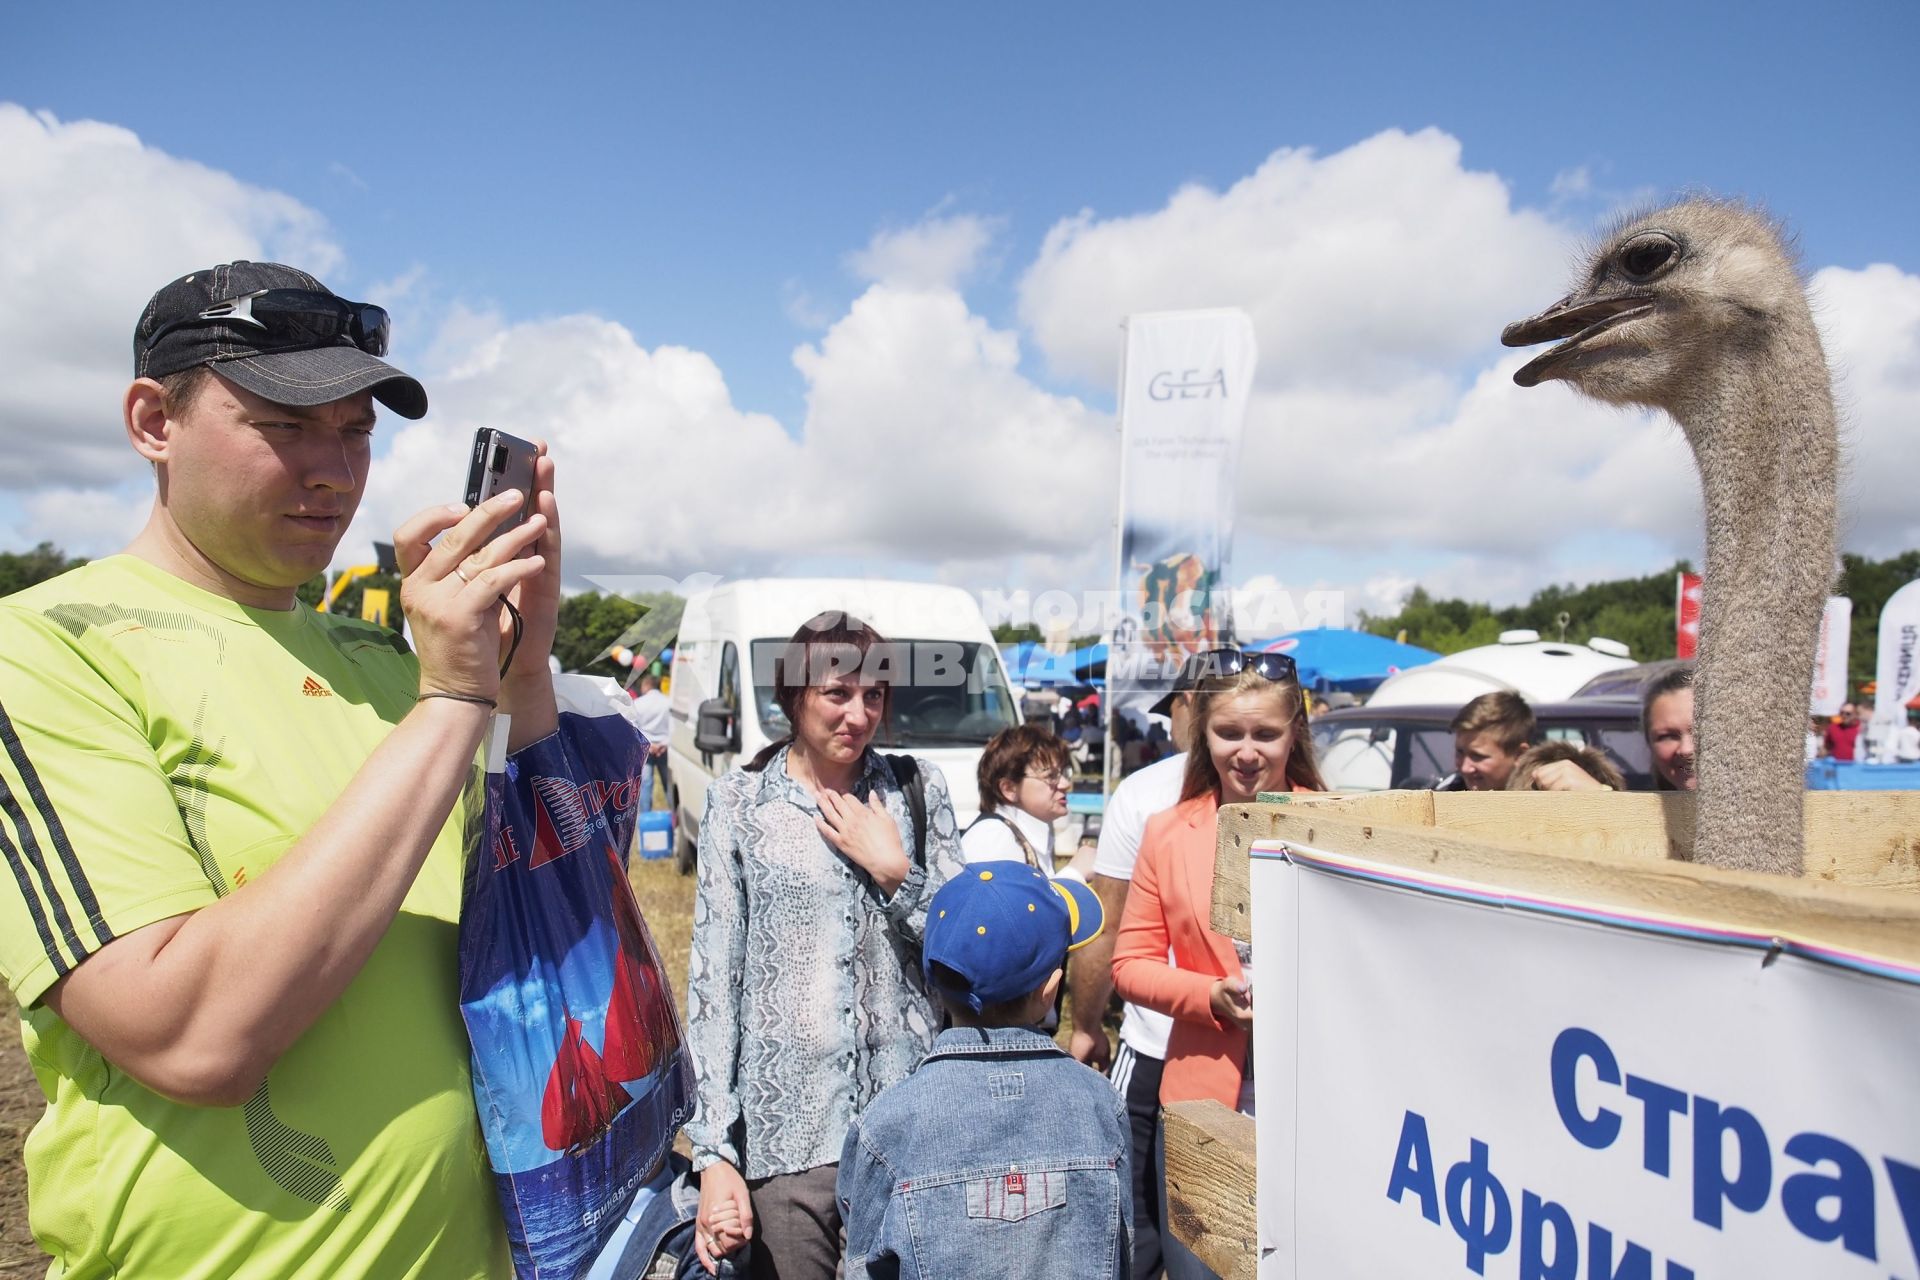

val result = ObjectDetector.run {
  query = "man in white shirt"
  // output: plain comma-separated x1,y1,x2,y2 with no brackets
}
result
1894,711,1920,764
1073,657,1204,1279
630,672,672,809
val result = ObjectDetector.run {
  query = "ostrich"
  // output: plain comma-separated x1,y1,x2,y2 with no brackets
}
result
1501,199,1837,875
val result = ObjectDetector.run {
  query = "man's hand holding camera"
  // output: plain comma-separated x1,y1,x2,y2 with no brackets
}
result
396,441,562,750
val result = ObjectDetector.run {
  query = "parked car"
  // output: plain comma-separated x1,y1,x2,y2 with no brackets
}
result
1311,699,1656,792
666,578,1021,869
1570,658,1692,702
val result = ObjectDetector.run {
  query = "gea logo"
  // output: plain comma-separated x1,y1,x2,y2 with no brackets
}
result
1147,368,1229,401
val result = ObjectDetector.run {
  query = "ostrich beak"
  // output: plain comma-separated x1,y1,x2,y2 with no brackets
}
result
1502,292,1655,387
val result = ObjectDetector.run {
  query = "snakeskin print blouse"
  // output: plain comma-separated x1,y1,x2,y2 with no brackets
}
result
684,745,965,1179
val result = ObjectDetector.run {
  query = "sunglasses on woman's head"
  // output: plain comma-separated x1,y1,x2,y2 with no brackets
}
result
1192,647,1299,684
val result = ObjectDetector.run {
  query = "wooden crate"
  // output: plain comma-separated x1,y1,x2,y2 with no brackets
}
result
1162,790,1920,1279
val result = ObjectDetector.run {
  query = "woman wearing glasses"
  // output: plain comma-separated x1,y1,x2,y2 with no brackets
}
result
962,724,1075,873
1111,649,1322,1113
960,725,1093,1043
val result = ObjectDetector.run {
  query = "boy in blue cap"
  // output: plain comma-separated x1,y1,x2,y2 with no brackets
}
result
837,864,1132,1278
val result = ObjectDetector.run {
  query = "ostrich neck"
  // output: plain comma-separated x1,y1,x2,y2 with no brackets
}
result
1671,321,1837,873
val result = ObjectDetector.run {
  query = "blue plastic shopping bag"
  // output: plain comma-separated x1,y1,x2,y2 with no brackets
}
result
460,677,695,1279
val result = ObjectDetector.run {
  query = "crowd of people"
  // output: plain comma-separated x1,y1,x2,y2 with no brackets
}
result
679,628,1321,1278
1810,700,1920,764
1,255,1902,1280
1434,669,1696,794
0,256,1297,1280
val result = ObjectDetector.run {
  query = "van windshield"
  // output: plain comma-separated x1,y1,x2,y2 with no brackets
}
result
750,638,1021,748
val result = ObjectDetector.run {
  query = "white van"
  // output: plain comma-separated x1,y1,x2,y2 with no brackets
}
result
666,579,1021,868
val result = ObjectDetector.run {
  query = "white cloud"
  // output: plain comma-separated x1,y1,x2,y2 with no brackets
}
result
1550,166,1594,199
0,104,342,492
6,109,1916,623
350,280,1112,579
846,213,1002,290
1018,128,1570,393
355,312,806,576
781,278,833,330
1235,361,1702,555
18,482,151,553
1014,126,1920,611
1812,262,1920,556
1361,572,1418,616
1008,125,1712,570
789,282,1111,562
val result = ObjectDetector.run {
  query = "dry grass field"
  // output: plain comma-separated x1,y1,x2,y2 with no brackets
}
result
1,994,41,1278
0,849,1100,1276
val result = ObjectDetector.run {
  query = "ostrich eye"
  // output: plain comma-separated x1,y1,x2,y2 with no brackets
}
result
1619,236,1678,280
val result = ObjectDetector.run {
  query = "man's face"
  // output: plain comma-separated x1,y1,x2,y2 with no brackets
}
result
1647,689,1697,791
1455,730,1524,791
161,373,375,600
1839,703,1858,724
1170,691,1197,753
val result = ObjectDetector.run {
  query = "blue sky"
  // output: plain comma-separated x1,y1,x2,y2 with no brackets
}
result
3,3,1916,624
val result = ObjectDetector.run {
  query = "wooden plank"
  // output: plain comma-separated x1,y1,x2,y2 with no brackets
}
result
1210,791,1920,941
1210,801,1920,959
1162,1100,1257,1280
1179,791,1920,1269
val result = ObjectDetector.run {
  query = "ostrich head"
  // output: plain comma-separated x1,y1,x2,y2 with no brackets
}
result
1501,199,1809,415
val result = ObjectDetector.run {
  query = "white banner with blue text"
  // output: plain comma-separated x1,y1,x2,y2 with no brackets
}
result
1250,841,1920,1279
1105,308,1256,787
1874,579,1920,741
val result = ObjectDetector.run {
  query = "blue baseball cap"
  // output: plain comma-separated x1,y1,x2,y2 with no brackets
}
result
924,864,1104,1013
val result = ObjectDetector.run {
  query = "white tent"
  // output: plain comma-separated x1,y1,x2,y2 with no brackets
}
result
1366,631,1635,707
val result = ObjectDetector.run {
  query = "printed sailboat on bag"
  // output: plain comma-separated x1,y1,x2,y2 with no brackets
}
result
539,843,685,1154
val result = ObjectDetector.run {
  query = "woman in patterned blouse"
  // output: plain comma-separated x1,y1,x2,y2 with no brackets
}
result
687,611,965,1278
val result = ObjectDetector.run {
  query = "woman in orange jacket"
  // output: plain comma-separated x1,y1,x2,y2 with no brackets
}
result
1112,649,1324,1116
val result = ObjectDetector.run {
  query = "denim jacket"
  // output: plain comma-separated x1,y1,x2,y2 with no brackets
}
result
837,1025,1132,1279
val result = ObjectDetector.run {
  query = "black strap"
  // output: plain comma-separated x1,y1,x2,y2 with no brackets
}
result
886,754,927,868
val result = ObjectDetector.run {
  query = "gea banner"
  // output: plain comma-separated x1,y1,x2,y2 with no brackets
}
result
1675,572,1702,660
1250,843,1920,1279
1809,596,1853,716
1105,309,1256,787
1874,579,1920,736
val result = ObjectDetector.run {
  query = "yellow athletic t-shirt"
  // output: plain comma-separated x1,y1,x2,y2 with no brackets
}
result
0,555,508,1279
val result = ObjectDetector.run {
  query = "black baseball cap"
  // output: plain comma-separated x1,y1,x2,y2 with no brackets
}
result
134,261,427,419
1148,651,1210,717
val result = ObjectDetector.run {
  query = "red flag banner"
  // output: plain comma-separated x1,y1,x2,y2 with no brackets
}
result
1676,571,1702,659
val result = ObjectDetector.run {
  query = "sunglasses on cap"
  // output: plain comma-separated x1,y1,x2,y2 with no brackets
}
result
143,288,391,358
1192,647,1299,684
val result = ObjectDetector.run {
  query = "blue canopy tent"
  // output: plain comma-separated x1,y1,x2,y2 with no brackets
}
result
1248,627,1439,695
1000,641,1081,687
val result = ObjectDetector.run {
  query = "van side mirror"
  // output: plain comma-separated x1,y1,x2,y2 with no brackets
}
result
695,698,740,755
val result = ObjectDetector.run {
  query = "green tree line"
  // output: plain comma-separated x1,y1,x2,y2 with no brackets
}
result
1361,549,1920,699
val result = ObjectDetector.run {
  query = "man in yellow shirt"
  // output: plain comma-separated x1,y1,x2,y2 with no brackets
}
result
0,261,563,1277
